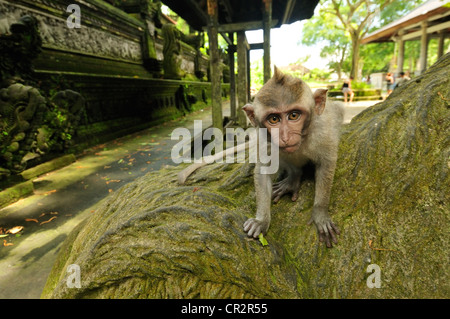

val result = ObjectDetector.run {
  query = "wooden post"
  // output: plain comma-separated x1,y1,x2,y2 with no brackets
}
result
419,20,429,75
228,32,237,120
263,0,272,83
237,31,248,127
207,0,223,131
396,29,405,75
247,48,251,101
437,30,445,58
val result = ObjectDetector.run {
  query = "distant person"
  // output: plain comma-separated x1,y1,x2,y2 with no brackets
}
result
342,76,354,103
394,71,411,89
366,75,371,85
386,72,394,95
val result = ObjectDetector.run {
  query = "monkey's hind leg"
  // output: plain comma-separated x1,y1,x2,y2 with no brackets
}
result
272,171,302,203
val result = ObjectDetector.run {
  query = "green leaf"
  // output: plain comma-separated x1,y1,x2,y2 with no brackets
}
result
258,233,269,246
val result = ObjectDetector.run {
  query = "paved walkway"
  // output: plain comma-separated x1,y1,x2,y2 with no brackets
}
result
0,99,377,299
342,100,382,124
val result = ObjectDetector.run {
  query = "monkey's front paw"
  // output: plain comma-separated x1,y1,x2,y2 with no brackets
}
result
243,218,269,239
309,209,340,248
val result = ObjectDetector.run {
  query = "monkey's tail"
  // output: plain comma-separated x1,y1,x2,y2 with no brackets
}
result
177,140,251,185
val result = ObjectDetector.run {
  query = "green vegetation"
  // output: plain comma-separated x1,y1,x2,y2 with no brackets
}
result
299,0,450,82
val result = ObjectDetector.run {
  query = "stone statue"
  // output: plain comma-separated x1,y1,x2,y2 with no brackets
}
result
162,23,204,80
0,15,86,180
0,15,42,87
0,84,47,177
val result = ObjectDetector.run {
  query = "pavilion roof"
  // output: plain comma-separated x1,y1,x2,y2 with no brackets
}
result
362,0,450,44
160,0,320,32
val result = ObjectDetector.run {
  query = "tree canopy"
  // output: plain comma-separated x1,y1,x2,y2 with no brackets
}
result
302,0,427,79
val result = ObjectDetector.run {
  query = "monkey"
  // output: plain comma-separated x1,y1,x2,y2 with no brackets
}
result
178,67,344,247
243,67,344,247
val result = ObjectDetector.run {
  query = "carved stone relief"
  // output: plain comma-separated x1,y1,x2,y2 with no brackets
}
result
0,0,142,62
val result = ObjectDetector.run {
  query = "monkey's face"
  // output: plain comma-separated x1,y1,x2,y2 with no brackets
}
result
262,105,310,153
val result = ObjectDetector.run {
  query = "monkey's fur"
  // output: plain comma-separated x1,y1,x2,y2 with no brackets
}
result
180,67,344,247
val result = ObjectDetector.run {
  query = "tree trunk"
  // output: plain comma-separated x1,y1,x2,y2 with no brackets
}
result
42,53,450,299
350,31,360,81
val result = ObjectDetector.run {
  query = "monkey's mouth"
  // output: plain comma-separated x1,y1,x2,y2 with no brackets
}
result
280,145,299,153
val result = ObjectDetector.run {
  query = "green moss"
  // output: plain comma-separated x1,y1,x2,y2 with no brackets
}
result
0,181,34,209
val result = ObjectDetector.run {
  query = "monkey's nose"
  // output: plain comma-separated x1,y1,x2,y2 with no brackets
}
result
280,136,289,145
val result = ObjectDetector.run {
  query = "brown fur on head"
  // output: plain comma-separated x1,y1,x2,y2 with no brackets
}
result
254,66,308,109
242,66,329,152
243,66,326,128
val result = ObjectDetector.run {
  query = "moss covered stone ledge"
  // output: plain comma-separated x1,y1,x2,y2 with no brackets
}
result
42,53,449,299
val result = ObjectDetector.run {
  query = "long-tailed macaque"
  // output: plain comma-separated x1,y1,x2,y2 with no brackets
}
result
242,67,344,247
178,67,344,247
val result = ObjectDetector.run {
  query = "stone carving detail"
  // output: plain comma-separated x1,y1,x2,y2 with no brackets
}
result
0,14,86,179
0,84,47,176
0,1,142,62
0,15,42,86
162,23,204,80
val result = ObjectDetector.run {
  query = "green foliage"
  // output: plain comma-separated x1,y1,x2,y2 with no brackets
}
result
303,0,428,78
301,10,349,77
161,5,190,34
375,0,427,32
306,68,332,81
200,32,229,53
250,57,265,91
351,81,372,90
360,42,394,75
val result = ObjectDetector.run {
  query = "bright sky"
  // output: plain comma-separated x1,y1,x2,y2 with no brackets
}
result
246,20,329,70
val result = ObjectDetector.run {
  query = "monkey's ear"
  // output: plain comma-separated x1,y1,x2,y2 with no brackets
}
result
273,65,284,82
313,89,328,115
242,104,257,126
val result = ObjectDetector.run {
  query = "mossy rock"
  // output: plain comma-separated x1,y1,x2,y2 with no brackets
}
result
42,53,450,299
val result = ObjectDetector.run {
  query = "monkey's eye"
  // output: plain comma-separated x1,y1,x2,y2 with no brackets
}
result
288,111,301,121
267,115,281,125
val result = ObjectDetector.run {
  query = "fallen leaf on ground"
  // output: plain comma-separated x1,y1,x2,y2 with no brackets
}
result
3,240,13,247
258,233,269,246
106,180,121,184
40,216,57,225
44,190,57,196
6,226,23,234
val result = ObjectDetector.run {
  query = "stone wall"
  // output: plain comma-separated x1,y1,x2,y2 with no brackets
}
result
0,0,229,183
